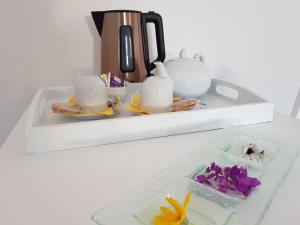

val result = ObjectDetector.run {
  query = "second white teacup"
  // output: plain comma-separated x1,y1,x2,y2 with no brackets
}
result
75,75,108,112
130,80,173,114
130,62,174,114
140,83,173,114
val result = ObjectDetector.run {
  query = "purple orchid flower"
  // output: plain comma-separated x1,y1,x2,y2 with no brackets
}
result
217,176,228,193
195,162,261,197
196,175,207,183
211,162,222,175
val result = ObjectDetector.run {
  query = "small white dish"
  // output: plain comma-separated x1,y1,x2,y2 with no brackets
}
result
69,114,108,120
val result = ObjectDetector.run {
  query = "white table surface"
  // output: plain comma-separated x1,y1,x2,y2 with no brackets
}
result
1,111,300,225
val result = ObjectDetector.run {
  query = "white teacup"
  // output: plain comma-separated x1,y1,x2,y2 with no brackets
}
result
75,75,108,112
141,83,173,113
139,62,173,113
130,82,173,114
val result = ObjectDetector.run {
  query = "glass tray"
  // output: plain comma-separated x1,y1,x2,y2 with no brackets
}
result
92,126,300,225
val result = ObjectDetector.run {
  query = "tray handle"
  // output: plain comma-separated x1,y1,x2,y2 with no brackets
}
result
210,79,265,103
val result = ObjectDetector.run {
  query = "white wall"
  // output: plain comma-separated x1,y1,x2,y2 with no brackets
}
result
1,0,300,146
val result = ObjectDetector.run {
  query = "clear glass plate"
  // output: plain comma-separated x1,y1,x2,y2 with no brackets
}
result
92,126,300,225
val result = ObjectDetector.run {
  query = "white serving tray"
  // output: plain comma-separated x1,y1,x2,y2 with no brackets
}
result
25,79,274,153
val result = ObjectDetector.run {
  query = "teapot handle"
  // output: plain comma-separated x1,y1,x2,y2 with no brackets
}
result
193,53,205,62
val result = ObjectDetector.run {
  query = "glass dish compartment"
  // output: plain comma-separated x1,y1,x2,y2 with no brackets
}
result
189,152,263,208
222,134,280,164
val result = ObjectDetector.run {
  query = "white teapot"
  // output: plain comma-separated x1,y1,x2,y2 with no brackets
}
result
140,61,174,113
164,49,212,98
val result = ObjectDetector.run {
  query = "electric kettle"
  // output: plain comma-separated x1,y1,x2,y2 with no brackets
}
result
91,10,166,82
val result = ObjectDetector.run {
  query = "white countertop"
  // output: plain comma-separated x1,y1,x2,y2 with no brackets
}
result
1,111,300,225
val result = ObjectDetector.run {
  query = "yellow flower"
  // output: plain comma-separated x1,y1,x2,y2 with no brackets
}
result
130,95,141,106
152,192,191,225
68,96,77,105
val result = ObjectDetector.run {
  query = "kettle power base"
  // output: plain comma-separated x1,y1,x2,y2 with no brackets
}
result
25,79,274,153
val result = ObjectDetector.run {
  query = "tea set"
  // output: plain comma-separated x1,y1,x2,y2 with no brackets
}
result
52,49,212,119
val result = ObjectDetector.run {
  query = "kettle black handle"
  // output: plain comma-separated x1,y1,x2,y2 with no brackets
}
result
141,12,166,76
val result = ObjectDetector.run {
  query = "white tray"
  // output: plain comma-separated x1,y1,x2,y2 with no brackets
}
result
25,79,274,153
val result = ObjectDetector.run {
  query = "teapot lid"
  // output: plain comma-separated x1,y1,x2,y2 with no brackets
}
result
167,48,205,64
180,48,204,62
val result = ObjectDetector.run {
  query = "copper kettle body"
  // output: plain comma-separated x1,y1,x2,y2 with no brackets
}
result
91,10,166,83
